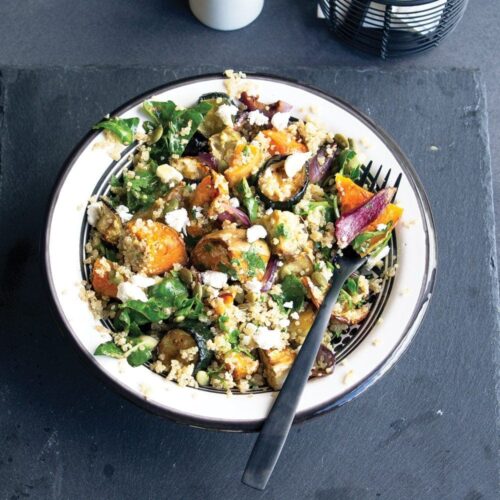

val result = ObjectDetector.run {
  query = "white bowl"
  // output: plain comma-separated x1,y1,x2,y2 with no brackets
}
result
44,73,437,431
189,0,264,31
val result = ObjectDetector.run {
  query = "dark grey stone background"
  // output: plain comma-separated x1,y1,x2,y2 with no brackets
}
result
0,65,498,500
0,0,499,260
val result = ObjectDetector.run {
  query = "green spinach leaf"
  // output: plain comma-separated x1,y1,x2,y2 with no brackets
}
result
94,341,124,358
93,117,139,145
143,100,212,160
280,275,306,311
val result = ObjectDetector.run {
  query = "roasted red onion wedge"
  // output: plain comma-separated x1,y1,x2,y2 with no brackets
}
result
217,205,251,228
197,152,218,170
335,187,396,248
261,255,278,292
308,144,338,184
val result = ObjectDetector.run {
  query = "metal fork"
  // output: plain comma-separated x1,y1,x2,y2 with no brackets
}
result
242,164,401,491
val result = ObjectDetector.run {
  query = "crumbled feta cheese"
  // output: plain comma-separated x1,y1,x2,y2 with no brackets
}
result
253,327,284,350
283,301,294,309
201,271,228,289
279,318,290,328
248,110,269,126
117,281,148,303
86,201,103,226
290,311,299,320
130,274,156,288
376,223,387,231
216,104,239,127
271,112,291,130
165,208,189,234
156,164,183,184
265,208,274,215
245,278,262,293
229,197,240,208
284,152,312,178
247,224,267,243
365,245,390,270
116,204,133,222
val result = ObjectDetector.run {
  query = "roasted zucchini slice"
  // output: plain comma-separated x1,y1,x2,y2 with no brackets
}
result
157,321,213,373
256,155,309,210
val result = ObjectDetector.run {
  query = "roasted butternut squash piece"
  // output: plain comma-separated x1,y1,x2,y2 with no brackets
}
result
123,220,187,276
335,174,373,214
262,129,308,156
191,174,219,207
91,257,121,298
224,144,264,187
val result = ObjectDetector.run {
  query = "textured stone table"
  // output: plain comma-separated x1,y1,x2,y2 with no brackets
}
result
0,66,498,499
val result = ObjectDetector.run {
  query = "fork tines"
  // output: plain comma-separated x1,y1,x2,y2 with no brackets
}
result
360,163,402,195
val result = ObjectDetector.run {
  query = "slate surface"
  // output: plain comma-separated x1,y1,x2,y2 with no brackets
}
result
0,67,498,500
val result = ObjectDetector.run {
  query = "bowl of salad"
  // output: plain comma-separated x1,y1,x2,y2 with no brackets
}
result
44,71,436,430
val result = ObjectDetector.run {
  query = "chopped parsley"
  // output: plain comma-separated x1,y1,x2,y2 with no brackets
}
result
243,248,266,278
275,223,289,238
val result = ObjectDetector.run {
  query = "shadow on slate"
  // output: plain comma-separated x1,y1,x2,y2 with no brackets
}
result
0,66,498,500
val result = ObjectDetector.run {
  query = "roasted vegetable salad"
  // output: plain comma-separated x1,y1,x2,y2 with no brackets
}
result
85,74,403,392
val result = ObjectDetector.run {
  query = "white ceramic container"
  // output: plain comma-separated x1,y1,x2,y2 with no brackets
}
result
189,0,265,31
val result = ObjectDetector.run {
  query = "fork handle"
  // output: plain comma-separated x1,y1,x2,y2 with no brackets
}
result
242,270,351,490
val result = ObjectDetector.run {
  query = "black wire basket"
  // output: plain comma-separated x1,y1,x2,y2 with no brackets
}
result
319,0,468,58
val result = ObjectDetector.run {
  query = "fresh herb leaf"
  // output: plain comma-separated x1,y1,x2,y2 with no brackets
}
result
218,263,238,280
113,274,203,334
109,163,172,213
94,341,124,358
275,223,289,238
227,329,240,348
149,274,189,308
345,277,358,296
336,149,356,170
280,275,306,311
93,117,139,145
338,289,353,309
143,100,212,159
218,315,230,332
94,335,157,367
175,297,204,320
126,336,158,367
297,197,338,223
243,248,266,278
